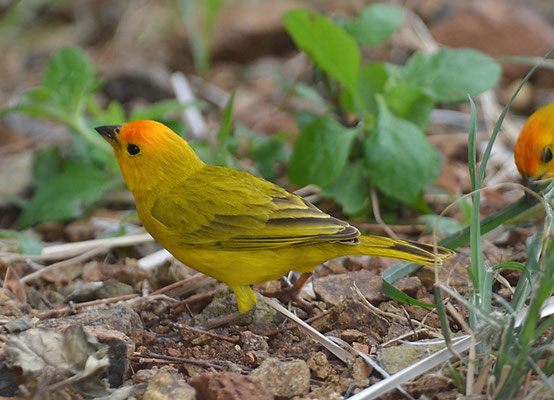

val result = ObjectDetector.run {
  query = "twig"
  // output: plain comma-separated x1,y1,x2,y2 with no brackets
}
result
170,288,222,309
149,273,209,296
178,325,238,344
370,187,398,239
22,245,110,284
36,293,138,319
132,352,230,370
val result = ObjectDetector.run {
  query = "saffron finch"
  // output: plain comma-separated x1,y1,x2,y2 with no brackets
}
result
96,120,454,313
514,102,554,181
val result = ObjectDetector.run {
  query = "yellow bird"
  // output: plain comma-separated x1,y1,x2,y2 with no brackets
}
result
514,102,554,181
96,120,454,312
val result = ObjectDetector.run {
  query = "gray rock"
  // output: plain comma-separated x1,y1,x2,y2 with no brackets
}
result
250,357,310,397
307,351,332,379
240,331,269,352
39,302,143,336
143,371,195,400
190,372,273,400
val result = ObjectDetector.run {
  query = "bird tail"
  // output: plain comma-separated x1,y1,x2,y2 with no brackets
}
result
352,235,455,265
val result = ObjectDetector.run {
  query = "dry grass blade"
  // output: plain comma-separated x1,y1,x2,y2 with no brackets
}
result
40,232,154,258
328,336,415,400
261,296,353,364
347,335,472,400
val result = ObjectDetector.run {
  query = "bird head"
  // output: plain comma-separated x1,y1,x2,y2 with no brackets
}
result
96,120,203,193
514,103,554,183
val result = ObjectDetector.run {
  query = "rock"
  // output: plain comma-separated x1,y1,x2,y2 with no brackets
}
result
313,269,382,305
340,329,365,343
239,331,269,352
134,366,181,384
245,350,270,366
351,357,372,381
190,372,273,400
378,341,445,374
143,371,196,400
39,302,143,336
95,279,134,299
307,351,332,379
250,357,310,397
430,0,554,79
195,291,278,324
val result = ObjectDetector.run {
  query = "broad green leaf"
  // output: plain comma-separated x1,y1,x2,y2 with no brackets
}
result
418,215,467,236
345,4,403,46
403,48,501,102
322,161,370,215
251,134,289,181
365,98,440,203
0,230,42,255
12,87,66,121
289,111,361,187
32,147,62,182
385,81,434,130
350,63,388,115
19,163,119,227
105,101,126,124
42,47,96,118
283,9,361,92
294,83,328,111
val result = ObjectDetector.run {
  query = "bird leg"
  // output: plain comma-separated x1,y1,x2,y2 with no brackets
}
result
262,272,313,310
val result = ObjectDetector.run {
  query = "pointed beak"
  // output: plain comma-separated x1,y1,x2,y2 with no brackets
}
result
95,125,121,145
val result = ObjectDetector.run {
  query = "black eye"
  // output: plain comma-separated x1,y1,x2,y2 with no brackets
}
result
541,147,552,163
127,144,140,155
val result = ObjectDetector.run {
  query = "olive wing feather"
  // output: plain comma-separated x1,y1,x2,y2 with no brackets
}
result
150,166,359,248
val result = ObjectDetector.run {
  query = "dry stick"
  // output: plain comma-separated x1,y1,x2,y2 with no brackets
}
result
370,187,399,240
36,293,138,319
446,302,476,394
381,328,431,347
21,245,111,284
132,352,229,370
472,358,495,396
149,273,208,296
265,309,331,336
353,285,438,334
170,288,222,309
178,325,238,344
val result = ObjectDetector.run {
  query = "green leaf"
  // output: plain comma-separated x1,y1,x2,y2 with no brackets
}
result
418,215,467,236
322,161,370,215
382,279,435,308
283,9,361,92
403,48,501,102
251,134,289,181
12,87,66,121
344,4,403,46
0,230,42,255
365,97,440,203
32,146,62,182
42,47,96,119
385,81,434,130
105,101,126,124
19,163,119,227
355,63,388,115
289,112,361,187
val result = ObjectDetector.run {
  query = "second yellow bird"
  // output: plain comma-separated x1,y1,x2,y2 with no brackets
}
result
96,120,454,312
